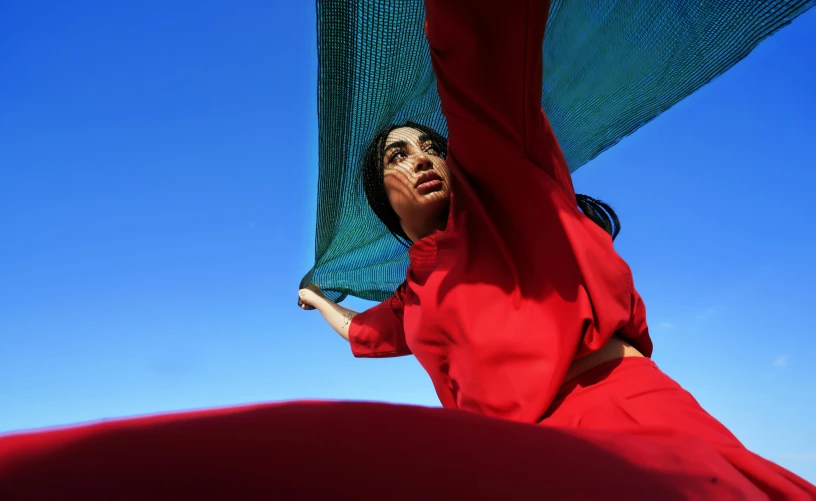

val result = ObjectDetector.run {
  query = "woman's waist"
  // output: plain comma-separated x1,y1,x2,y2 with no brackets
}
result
562,335,645,386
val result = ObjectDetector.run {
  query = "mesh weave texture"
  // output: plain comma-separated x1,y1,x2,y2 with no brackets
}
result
303,0,814,302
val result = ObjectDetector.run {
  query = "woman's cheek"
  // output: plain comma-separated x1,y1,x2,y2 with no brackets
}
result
385,186,417,219
385,176,414,206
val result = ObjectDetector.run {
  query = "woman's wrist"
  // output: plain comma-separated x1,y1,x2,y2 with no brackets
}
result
313,296,335,314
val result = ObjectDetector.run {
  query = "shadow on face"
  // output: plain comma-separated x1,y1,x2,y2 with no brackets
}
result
382,127,451,242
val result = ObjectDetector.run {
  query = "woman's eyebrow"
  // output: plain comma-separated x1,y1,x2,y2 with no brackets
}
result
384,140,408,154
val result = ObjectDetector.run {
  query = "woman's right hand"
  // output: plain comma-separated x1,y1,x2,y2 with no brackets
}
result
298,283,327,311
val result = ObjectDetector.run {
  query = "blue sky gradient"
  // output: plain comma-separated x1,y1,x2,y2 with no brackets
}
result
1,1,815,482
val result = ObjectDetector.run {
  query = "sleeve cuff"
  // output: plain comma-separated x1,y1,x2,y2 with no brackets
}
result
348,299,408,358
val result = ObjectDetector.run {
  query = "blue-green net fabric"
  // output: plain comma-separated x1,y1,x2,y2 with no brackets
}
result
303,0,814,303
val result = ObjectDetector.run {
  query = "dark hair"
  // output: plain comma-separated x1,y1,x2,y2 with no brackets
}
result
362,121,620,245
576,194,621,240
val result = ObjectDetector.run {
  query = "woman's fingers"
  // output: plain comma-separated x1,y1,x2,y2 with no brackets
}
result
297,292,316,310
298,284,328,311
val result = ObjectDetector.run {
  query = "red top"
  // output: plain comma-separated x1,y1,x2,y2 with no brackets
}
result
349,0,652,424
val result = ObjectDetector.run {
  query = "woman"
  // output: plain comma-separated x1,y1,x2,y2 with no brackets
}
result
299,0,816,498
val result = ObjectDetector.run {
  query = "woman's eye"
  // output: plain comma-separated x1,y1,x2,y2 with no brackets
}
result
424,145,439,155
390,151,406,162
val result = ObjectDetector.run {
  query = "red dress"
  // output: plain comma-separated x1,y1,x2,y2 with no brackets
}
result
0,0,814,499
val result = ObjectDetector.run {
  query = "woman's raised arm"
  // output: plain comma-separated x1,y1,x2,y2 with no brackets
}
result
424,0,575,197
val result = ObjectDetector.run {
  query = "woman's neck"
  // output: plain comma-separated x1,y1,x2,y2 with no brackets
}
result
407,208,449,243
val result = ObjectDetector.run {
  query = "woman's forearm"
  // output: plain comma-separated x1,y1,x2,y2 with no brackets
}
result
313,298,358,341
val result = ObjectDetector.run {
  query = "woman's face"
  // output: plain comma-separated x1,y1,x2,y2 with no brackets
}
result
382,127,451,241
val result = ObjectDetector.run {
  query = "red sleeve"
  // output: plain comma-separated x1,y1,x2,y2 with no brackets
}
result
348,283,412,358
424,0,650,421
423,0,575,197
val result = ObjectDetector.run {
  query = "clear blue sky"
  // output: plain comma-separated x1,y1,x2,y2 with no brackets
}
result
1,1,815,483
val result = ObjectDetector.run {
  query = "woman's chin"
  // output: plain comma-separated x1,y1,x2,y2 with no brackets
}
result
419,189,450,217
420,187,449,203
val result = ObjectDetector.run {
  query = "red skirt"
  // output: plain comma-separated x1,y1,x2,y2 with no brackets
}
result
0,361,813,500
542,357,816,499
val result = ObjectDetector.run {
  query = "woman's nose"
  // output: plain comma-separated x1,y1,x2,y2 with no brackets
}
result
413,154,432,172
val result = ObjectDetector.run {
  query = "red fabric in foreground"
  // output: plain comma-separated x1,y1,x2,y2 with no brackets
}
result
0,400,787,500
2,362,815,499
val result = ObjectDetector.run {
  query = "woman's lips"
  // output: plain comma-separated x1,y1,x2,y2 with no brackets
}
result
415,172,443,195
417,179,443,194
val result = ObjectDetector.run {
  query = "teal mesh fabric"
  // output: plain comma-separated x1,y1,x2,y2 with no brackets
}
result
303,0,814,303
